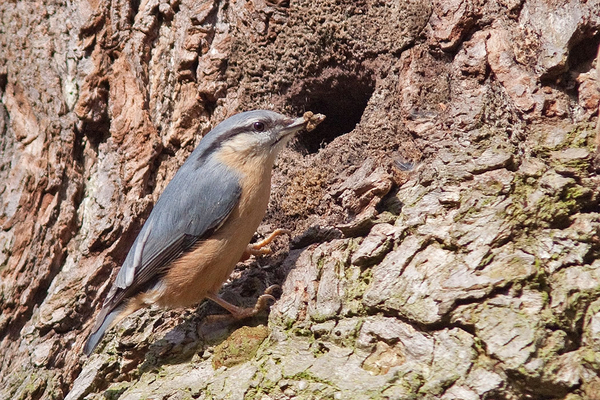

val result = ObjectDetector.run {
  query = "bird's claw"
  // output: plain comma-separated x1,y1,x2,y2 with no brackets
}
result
263,284,280,296
249,294,276,315
206,285,280,320
241,229,291,261
232,286,279,319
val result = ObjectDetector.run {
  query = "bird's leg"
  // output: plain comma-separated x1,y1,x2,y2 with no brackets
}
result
240,229,291,261
206,285,280,319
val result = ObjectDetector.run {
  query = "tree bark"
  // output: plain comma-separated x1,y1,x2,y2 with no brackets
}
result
1,0,600,399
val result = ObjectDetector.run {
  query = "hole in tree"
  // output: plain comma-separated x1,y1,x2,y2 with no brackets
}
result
568,32,600,73
541,32,599,85
288,67,375,154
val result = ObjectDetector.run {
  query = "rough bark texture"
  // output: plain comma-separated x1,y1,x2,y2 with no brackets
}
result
1,0,600,399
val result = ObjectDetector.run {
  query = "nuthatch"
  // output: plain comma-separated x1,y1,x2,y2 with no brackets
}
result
83,110,325,355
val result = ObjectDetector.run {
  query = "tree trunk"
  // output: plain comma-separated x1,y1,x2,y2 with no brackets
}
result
1,0,600,399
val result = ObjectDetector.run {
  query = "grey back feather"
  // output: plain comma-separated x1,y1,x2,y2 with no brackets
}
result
106,155,242,308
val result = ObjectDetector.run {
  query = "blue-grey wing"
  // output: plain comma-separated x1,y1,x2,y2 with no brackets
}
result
105,156,242,307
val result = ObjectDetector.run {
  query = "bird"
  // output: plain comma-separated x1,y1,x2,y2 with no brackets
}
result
83,110,319,355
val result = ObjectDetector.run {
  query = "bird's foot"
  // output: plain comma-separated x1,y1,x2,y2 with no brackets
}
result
240,229,291,261
206,285,280,320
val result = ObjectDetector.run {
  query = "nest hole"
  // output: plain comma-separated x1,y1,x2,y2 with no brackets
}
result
568,32,600,73
289,68,375,154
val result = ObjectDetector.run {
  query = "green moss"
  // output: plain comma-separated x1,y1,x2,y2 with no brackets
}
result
315,254,327,271
212,325,269,369
531,124,595,173
535,123,594,154
359,266,374,287
474,179,506,196
581,348,600,370
373,211,398,225
291,327,314,337
397,369,425,396
346,277,370,302
289,370,336,387
566,124,595,150
453,195,498,223
345,237,361,255
551,155,590,171
564,185,593,202
310,313,334,324
537,330,568,361
103,382,129,400
504,170,591,231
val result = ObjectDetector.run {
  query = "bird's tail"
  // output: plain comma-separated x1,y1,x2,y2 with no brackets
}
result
83,304,124,355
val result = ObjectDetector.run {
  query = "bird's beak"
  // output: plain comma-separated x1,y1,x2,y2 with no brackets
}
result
272,116,306,146
280,116,306,137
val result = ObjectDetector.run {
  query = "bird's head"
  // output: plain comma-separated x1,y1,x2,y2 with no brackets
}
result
204,110,306,161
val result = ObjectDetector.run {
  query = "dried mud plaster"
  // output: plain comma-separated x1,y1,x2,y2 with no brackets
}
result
302,111,326,132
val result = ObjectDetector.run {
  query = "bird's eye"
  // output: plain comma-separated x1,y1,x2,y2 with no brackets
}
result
253,121,266,132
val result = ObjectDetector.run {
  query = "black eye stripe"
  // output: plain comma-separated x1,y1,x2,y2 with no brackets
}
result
197,120,271,162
